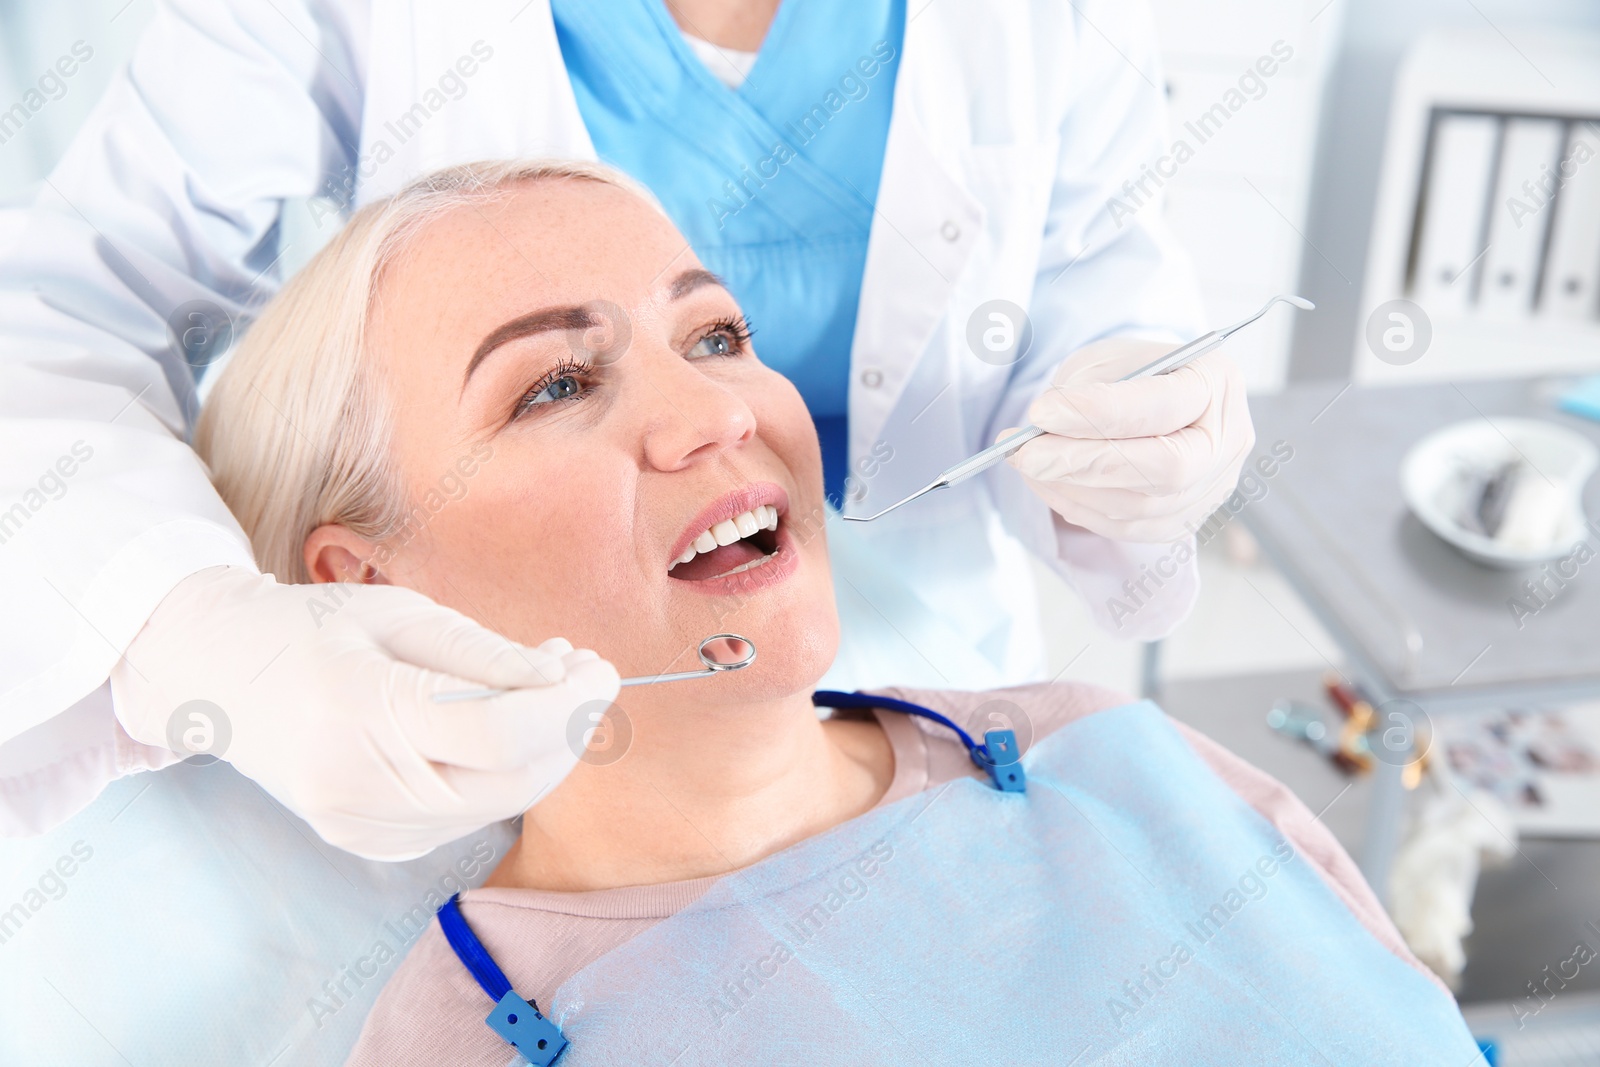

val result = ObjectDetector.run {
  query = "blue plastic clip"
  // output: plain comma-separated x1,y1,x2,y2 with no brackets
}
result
979,729,1026,793
486,991,568,1066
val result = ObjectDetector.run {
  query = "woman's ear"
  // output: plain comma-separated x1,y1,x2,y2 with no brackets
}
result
303,524,391,585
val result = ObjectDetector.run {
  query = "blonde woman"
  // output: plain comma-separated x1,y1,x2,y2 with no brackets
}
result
7,0,1249,862
195,161,1477,1066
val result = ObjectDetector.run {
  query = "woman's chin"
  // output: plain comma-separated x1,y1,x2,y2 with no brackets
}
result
680,613,839,706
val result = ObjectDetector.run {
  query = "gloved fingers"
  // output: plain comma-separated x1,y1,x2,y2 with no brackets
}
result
309,809,460,863
376,599,569,689
394,654,621,771
561,647,600,667
1008,421,1229,495
1028,363,1213,440
1107,513,1215,544
1026,420,1255,519
1036,488,1213,543
297,740,539,859
1021,419,1256,542
536,637,575,657
1045,336,1175,386
432,762,576,830
311,793,520,862
1024,467,1235,521
300,793,492,857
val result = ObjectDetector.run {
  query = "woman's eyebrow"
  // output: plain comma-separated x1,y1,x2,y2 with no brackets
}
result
461,305,596,392
667,268,727,301
461,271,728,393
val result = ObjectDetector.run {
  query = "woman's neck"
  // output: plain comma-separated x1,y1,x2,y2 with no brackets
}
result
486,690,894,892
664,0,781,52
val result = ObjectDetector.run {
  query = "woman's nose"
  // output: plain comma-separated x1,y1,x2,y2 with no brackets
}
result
639,352,757,471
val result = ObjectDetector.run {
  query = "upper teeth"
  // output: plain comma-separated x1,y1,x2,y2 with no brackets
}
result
675,505,779,566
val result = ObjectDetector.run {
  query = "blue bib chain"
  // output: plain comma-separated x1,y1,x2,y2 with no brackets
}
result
812,690,1027,793
434,690,1023,1063
436,896,567,1066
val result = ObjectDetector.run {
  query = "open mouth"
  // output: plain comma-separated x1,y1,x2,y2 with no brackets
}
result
669,504,782,581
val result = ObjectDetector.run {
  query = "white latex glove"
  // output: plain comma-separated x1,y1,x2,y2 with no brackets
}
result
1007,337,1255,543
109,566,619,860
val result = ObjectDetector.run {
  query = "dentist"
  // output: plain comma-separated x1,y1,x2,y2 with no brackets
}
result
0,0,1252,859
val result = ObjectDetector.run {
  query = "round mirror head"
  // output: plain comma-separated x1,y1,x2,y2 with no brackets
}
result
697,633,756,672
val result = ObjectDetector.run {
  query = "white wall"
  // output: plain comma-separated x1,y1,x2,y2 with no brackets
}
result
1148,0,1344,393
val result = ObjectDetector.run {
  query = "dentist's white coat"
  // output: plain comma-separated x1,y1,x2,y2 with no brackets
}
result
0,0,1204,834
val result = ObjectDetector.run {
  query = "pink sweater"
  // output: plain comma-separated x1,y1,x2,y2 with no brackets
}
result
348,683,1438,1065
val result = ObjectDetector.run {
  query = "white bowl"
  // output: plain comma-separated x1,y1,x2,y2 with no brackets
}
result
1399,417,1597,569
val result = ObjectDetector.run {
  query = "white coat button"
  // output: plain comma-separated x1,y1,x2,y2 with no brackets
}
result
860,368,884,388
940,220,961,242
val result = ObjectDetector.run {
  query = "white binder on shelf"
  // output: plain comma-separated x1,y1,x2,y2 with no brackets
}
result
1411,113,1500,317
1354,30,1600,384
1479,117,1565,319
1540,123,1600,322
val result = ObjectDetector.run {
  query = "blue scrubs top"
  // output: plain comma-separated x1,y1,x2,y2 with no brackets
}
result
550,0,905,506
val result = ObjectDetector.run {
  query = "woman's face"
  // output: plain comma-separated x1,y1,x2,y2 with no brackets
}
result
325,179,838,699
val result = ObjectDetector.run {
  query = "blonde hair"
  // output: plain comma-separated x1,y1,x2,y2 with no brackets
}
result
195,159,655,583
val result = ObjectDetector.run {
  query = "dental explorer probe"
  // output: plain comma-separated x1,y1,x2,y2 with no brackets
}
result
842,294,1315,524
431,633,756,703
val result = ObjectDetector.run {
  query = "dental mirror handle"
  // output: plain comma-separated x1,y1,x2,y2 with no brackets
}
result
431,633,756,703
432,665,717,704
617,667,720,687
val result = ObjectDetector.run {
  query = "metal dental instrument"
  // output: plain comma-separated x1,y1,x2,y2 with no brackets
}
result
843,294,1315,524
614,633,756,686
430,633,757,703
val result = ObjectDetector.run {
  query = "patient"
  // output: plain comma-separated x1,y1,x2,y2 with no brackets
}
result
195,161,1478,1065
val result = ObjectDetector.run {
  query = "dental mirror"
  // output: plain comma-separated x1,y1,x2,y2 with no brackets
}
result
431,633,757,703
619,633,756,687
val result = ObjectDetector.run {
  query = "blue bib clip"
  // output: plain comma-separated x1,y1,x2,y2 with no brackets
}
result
978,728,1026,793
487,991,567,1065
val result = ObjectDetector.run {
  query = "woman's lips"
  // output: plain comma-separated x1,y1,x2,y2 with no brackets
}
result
667,483,789,567
666,520,799,596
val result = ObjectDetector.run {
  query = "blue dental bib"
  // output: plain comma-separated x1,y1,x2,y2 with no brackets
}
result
529,699,1478,1064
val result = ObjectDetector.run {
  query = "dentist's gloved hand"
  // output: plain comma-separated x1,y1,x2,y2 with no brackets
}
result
1007,337,1255,543
109,566,619,860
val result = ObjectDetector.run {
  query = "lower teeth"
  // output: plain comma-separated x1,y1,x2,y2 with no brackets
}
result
714,549,777,579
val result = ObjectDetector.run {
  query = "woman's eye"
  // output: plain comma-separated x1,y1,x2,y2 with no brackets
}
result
688,318,753,360
690,331,736,359
516,373,585,416
542,375,582,401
